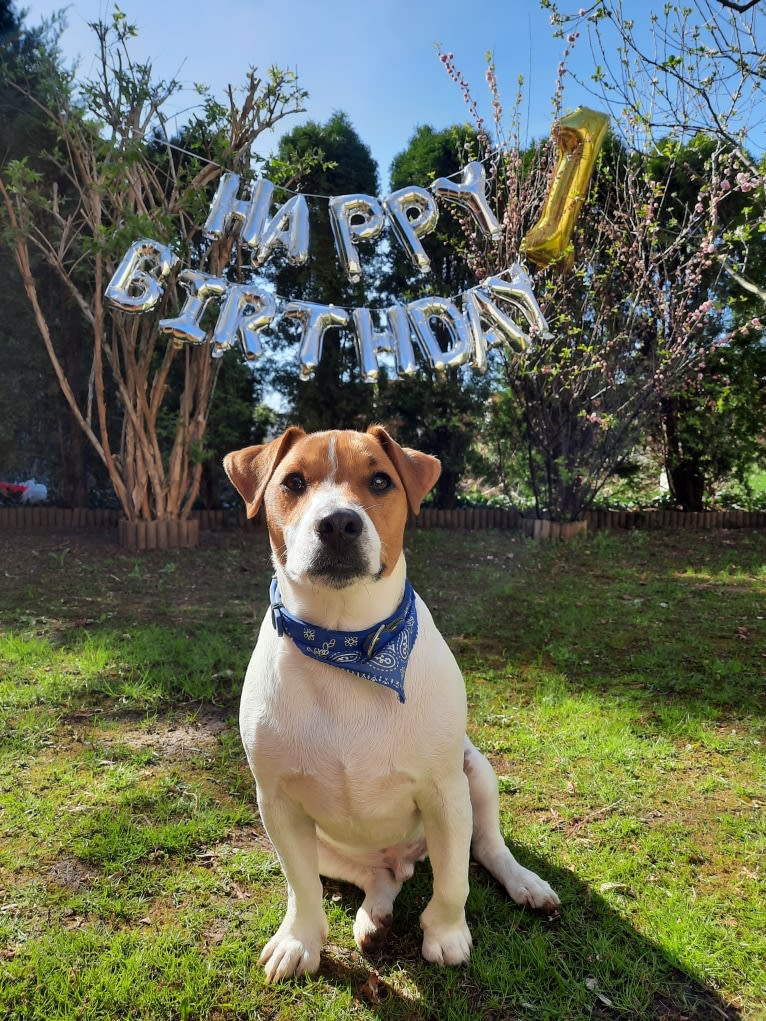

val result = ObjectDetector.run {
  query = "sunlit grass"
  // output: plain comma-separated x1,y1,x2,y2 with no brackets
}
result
0,528,764,1019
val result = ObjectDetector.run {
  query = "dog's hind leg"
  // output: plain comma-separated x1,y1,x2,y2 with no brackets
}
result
463,738,561,911
317,840,402,954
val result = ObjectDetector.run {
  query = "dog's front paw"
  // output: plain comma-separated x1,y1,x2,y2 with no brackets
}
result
259,928,323,982
505,865,561,912
420,913,473,966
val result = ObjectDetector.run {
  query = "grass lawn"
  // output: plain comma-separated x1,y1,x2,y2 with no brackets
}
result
0,525,763,1020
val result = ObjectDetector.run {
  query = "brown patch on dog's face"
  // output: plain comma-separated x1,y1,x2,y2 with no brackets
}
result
222,426,306,520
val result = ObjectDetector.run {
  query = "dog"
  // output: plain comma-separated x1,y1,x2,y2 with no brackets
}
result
223,425,559,982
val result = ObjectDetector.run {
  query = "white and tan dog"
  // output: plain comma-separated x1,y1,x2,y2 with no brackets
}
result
224,425,559,982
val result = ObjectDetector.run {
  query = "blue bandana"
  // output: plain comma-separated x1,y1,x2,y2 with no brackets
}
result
269,577,418,703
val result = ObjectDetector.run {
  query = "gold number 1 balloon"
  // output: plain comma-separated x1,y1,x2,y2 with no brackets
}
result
522,107,609,269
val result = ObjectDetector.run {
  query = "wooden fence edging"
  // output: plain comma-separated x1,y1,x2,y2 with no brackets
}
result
0,507,120,532
0,505,764,537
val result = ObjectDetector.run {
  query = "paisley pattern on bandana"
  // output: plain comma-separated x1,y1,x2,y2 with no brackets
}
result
269,578,418,703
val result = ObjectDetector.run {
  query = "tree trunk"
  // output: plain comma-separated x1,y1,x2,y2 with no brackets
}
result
667,460,705,513
662,397,706,512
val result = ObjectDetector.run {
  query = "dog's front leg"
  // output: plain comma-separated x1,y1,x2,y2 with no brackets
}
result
418,773,474,966
257,789,328,982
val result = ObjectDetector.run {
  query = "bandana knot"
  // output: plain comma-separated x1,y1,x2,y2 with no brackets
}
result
269,577,418,703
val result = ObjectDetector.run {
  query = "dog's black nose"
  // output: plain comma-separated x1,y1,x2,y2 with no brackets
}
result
316,509,363,548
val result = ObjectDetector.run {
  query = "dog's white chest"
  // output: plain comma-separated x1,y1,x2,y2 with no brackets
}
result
240,615,464,849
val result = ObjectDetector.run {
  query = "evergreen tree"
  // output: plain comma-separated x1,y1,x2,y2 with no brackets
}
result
262,112,382,432
377,124,492,509
645,136,766,509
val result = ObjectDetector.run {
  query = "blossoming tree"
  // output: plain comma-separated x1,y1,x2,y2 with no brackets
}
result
437,47,762,518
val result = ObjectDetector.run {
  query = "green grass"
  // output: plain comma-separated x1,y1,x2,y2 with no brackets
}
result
0,527,764,1019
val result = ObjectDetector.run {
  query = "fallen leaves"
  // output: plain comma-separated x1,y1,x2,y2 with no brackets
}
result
359,972,389,1004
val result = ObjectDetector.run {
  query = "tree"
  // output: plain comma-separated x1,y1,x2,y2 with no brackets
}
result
435,52,756,520
539,1,766,507
0,10,308,529
197,355,273,510
376,124,492,509
644,136,766,508
541,0,766,299
658,339,766,510
0,0,96,504
261,112,382,432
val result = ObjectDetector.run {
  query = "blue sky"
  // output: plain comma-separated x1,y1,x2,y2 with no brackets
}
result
22,0,599,188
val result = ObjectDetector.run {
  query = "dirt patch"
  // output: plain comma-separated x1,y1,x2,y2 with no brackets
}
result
200,824,273,859
47,855,97,891
103,707,234,761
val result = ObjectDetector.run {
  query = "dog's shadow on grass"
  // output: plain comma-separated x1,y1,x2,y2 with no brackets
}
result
316,848,742,1021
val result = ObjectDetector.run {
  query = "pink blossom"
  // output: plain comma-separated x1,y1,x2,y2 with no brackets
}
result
735,172,755,193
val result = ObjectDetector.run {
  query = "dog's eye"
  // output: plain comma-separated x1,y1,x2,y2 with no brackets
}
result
282,472,307,494
370,472,392,493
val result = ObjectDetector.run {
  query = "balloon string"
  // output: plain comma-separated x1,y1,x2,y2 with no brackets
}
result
219,266,517,314
145,130,509,200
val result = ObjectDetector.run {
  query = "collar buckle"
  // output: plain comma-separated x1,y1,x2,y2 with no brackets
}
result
363,612,407,657
269,576,285,638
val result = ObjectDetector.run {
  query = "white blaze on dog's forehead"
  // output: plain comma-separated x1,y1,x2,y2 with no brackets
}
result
281,457,383,583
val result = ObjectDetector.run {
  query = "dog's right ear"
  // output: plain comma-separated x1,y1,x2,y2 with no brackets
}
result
223,426,306,519
367,425,442,514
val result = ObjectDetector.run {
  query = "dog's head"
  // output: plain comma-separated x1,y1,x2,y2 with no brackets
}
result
224,426,441,589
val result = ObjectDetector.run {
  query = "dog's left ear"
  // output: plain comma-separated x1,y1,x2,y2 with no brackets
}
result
223,426,306,519
367,425,442,514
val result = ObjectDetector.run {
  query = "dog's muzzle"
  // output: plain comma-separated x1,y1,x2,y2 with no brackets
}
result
307,508,369,586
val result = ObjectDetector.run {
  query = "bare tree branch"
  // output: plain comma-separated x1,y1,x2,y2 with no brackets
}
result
2,13,311,524
716,255,766,301
715,0,761,12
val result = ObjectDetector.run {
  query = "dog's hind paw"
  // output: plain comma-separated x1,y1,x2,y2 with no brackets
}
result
505,866,561,912
354,906,394,955
259,931,322,982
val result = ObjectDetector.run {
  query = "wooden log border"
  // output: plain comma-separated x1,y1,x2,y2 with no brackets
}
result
1,505,765,542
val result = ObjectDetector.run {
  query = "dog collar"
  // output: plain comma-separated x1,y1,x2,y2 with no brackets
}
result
269,577,418,703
